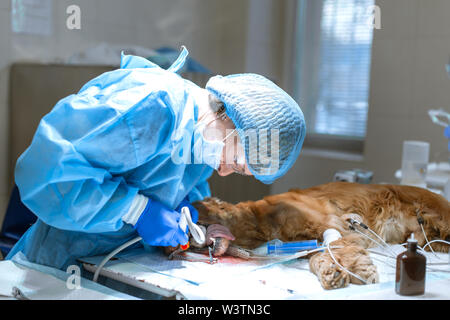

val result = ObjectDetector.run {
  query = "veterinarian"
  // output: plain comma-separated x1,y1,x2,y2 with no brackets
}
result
7,47,306,270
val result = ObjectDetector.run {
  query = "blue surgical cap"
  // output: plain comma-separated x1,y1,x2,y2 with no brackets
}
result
206,73,306,184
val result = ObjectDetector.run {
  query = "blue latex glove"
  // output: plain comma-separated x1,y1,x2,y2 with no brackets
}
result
133,199,190,247
445,126,450,150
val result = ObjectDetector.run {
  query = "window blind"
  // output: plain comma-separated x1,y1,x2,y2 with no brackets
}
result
297,0,374,139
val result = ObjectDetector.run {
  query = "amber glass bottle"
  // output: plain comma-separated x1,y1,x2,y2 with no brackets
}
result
395,234,426,296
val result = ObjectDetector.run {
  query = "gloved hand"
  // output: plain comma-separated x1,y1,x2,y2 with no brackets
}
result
133,198,190,247
445,126,450,150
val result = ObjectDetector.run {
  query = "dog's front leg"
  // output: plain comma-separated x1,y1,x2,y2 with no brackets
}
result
309,236,379,290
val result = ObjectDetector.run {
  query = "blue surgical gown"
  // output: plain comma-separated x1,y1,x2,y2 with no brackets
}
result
7,48,214,270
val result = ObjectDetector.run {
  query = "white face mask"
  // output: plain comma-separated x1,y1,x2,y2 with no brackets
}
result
192,113,227,170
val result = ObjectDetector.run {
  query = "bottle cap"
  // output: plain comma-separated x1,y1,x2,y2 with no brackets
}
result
408,233,418,243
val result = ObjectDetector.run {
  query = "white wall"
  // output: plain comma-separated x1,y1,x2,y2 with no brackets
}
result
271,0,450,194
0,0,249,225
5,0,248,72
245,0,284,81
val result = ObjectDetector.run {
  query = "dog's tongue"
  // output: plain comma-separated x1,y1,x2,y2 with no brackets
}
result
206,224,235,245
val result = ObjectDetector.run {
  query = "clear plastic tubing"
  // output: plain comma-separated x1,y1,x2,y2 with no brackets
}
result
267,239,319,255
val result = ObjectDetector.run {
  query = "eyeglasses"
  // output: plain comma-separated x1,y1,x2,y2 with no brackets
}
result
203,109,228,127
230,154,249,176
223,135,250,176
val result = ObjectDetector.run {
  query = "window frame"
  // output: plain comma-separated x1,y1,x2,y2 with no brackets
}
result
282,0,374,155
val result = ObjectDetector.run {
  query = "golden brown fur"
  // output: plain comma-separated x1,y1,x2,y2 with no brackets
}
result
193,182,450,289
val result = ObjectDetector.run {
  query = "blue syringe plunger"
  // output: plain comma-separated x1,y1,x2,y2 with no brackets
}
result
267,239,319,255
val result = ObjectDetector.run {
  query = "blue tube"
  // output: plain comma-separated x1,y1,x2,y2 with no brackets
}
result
267,239,318,255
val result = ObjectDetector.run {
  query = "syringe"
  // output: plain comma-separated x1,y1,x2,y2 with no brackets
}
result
267,239,319,255
251,239,319,256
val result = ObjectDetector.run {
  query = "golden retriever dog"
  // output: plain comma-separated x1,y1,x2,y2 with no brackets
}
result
191,182,450,290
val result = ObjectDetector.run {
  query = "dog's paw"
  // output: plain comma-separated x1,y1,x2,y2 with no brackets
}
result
310,253,350,290
351,263,379,285
319,263,351,290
